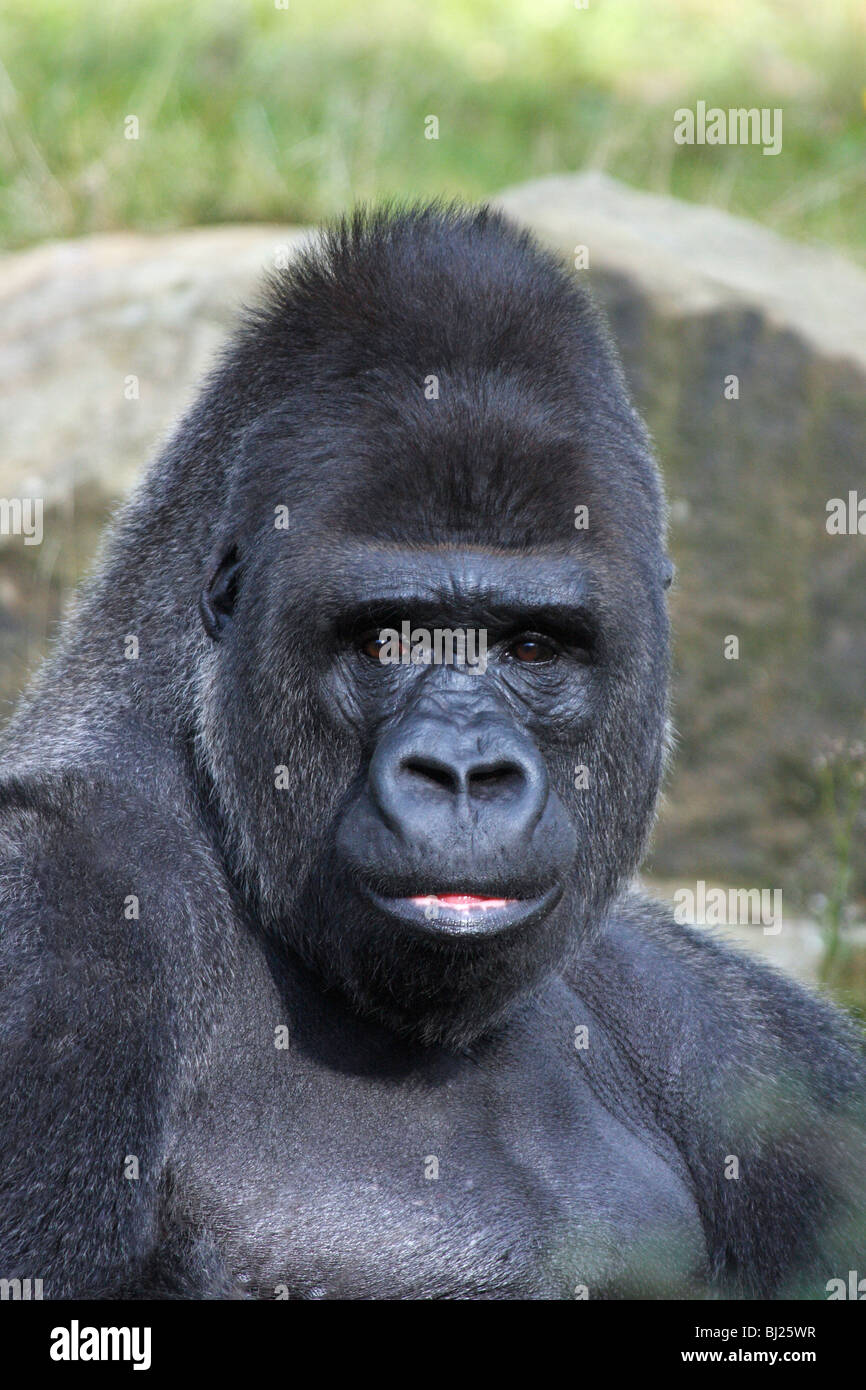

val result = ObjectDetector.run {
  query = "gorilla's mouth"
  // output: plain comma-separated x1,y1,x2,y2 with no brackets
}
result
362,885,562,939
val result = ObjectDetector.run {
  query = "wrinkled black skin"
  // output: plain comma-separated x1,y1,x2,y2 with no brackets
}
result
1,206,864,1300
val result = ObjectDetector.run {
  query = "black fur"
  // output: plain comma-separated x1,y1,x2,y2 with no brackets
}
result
0,204,863,1299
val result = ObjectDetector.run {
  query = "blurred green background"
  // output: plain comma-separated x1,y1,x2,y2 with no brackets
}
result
1,0,864,256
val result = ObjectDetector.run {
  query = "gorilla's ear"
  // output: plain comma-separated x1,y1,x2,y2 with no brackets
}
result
661,557,676,590
200,545,243,639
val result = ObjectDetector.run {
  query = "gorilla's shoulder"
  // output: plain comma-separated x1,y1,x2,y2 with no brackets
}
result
574,890,865,1100
568,893,866,1300
0,764,225,964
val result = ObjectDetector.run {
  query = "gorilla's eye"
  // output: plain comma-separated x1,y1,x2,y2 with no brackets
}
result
505,636,558,664
360,634,389,662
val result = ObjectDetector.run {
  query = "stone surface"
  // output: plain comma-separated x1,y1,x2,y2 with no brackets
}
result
1,175,864,916
0,224,306,707
495,174,866,905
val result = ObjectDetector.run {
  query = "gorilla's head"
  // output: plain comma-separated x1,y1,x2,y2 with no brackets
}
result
194,206,671,1046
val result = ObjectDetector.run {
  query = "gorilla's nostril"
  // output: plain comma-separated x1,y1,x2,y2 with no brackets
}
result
467,762,525,800
401,756,459,793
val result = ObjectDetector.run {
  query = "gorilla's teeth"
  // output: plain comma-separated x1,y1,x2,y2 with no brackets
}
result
411,894,513,911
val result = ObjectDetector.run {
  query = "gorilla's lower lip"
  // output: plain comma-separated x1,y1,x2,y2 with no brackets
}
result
362,885,561,938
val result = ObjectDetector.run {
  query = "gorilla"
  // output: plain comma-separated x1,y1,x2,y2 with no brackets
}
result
0,204,864,1301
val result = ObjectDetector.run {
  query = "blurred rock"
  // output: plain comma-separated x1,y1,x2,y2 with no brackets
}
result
0,225,306,713
1,176,865,918
495,173,866,905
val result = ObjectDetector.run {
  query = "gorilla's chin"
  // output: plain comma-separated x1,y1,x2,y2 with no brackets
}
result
288,868,580,1049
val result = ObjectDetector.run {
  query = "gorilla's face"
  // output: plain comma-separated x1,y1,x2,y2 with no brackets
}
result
200,422,669,1047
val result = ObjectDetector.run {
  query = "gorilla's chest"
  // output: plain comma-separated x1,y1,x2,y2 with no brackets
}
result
164,982,706,1299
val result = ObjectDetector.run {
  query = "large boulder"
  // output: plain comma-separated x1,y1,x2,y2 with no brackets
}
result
0,224,305,708
1,176,864,911
496,174,866,904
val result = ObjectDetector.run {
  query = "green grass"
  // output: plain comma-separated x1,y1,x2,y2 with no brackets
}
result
0,0,864,253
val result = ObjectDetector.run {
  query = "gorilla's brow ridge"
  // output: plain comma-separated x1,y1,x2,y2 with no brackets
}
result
318,545,594,634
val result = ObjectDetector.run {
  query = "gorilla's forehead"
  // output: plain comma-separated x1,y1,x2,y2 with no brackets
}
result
243,373,656,554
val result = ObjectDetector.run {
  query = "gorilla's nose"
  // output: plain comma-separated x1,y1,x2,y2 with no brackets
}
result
369,718,549,845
